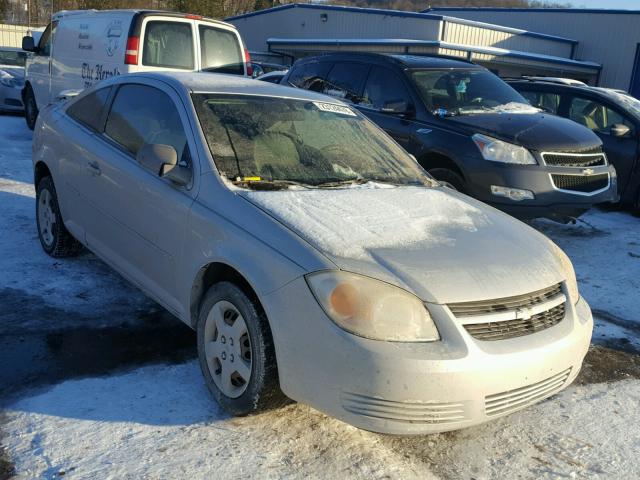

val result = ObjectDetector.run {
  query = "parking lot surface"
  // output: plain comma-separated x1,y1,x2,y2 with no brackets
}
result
1,114,639,479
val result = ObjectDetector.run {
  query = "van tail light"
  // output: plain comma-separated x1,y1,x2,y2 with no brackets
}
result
125,36,139,65
185,14,202,20
244,48,253,77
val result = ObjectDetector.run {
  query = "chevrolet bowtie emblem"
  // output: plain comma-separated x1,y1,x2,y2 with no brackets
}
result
582,168,595,176
515,307,533,321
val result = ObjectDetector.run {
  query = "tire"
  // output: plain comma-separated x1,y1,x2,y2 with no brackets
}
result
197,281,288,416
24,85,38,130
428,167,466,192
36,176,83,257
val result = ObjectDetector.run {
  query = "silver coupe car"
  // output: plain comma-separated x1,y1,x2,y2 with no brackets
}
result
32,72,593,434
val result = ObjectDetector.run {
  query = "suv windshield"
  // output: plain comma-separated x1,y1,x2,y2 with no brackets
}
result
192,94,434,189
0,49,26,67
411,68,537,116
598,89,640,120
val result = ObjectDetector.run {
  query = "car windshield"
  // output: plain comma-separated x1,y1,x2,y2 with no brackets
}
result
0,50,26,67
410,68,537,116
192,94,435,189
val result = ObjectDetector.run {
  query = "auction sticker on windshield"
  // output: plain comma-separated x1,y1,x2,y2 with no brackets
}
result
313,102,357,116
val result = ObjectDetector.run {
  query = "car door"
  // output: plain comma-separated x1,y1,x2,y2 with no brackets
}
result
28,21,57,108
85,81,198,316
357,65,421,151
566,95,639,198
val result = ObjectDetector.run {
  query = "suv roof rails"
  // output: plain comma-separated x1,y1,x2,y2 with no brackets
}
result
503,76,587,86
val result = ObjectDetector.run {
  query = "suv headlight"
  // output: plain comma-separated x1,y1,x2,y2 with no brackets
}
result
306,271,440,342
472,133,537,165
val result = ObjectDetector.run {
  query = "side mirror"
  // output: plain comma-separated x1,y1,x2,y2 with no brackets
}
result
22,36,36,52
611,123,631,138
55,89,82,101
137,144,191,186
381,99,409,115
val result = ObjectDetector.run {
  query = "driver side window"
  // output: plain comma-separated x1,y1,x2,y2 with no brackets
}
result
361,66,411,111
104,84,191,167
38,21,58,56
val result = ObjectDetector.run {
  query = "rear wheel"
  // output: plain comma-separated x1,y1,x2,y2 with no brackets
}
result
36,176,82,257
197,282,288,416
428,168,465,192
24,85,38,130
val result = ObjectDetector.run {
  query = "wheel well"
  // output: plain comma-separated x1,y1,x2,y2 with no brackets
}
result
418,152,465,182
34,161,51,188
190,262,261,329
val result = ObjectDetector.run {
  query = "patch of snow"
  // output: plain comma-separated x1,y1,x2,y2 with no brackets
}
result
242,187,488,260
3,360,640,479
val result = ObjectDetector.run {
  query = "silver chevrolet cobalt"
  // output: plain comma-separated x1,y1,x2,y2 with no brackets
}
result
33,72,593,434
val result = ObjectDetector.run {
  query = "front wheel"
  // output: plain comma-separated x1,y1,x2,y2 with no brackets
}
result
197,282,288,416
24,85,38,130
428,168,465,192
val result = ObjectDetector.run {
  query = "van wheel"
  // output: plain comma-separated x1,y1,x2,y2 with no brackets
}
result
24,85,38,130
36,176,82,257
197,282,288,416
429,168,465,192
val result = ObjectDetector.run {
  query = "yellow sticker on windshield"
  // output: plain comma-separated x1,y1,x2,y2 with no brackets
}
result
313,102,357,117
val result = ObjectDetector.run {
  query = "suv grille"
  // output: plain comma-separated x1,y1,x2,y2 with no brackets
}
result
551,173,609,193
448,283,562,317
542,152,606,167
463,303,565,341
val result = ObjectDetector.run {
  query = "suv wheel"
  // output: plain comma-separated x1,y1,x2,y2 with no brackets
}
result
24,85,38,130
429,168,465,192
36,176,82,257
197,282,289,416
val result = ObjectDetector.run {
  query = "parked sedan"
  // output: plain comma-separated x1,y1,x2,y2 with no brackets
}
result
0,47,26,112
508,77,640,210
33,72,592,435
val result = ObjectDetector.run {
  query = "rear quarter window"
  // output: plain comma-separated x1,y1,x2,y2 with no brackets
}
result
66,87,112,132
142,21,194,70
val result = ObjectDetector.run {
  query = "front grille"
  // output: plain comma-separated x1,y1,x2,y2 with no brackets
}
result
485,368,572,417
463,303,565,341
551,173,609,193
342,392,468,424
449,283,562,318
3,98,22,107
542,152,606,167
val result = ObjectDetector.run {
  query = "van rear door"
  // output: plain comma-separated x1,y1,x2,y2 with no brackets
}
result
194,19,246,75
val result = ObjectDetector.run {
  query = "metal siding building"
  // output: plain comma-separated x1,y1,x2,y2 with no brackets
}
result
228,4,600,82
427,8,640,95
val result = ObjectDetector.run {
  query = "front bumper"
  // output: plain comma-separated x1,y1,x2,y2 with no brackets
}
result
0,87,24,112
263,277,593,435
465,160,618,221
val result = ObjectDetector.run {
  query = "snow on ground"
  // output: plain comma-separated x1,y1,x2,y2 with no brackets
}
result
3,361,640,479
1,113,640,479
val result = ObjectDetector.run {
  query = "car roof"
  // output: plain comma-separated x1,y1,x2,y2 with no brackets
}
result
295,52,478,69
108,71,348,104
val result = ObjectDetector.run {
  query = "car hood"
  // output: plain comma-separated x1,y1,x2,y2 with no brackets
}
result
0,66,24,78
240,185,566,304
448,112,602,152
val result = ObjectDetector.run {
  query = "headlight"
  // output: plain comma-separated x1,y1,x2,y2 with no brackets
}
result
306,271,440,342
0,71,18,88
472,133,537,165
550,242,579,304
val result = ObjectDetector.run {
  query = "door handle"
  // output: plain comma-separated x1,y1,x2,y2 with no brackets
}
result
86,161,101,176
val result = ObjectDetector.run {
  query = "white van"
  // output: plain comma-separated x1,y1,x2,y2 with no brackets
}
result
21,9,249,129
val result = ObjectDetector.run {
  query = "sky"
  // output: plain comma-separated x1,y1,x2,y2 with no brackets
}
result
558,0,640,8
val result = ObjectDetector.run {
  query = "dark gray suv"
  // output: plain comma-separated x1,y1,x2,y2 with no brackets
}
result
283,53,618,222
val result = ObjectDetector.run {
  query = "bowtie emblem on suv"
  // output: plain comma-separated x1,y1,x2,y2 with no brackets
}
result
582,168,596,176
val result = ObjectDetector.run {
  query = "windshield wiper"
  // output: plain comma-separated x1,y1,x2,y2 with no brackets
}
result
230,178,312,191
314,178,369,188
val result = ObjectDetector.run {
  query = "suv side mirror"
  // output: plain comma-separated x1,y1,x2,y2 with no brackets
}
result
137,144,191,186
381,99,411,116
22,36,36,52
611,123,631,138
